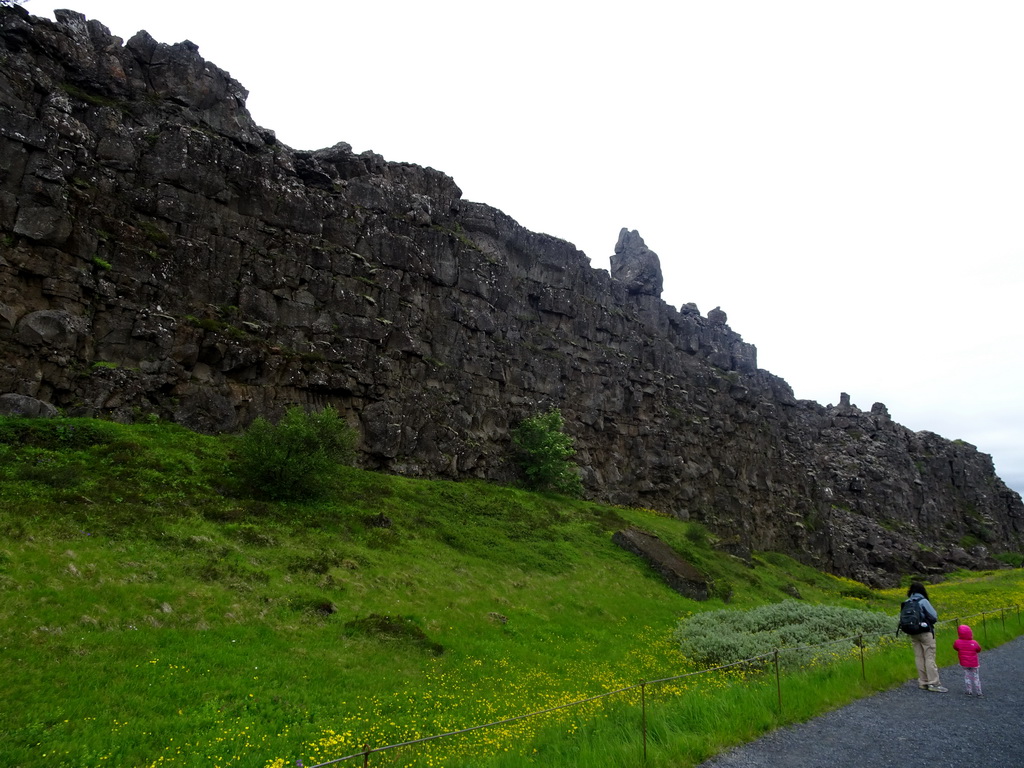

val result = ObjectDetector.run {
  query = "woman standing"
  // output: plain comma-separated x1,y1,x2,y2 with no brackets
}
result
903,582,947,692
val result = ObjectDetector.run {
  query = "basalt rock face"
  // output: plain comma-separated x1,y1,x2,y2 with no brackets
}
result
1,7,1021,586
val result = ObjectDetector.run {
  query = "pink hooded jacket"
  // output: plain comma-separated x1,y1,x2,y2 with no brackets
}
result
953,624,982,668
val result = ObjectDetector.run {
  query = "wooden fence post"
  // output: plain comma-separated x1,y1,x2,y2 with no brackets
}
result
774,650,782,713
641,682,648,762
859,635,865,681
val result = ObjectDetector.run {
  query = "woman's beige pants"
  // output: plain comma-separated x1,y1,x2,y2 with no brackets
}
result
910,631,940,687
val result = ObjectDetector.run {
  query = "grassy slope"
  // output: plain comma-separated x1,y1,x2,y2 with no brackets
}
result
0,417,1021,768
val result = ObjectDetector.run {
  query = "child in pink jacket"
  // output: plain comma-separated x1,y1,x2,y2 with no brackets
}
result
953,624,982,696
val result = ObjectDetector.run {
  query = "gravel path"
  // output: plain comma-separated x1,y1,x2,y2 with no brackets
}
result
697,633,1024,768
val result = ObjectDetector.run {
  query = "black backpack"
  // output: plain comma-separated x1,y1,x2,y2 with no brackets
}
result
898,597,931,635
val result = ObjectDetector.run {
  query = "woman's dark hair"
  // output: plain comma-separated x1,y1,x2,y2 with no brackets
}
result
907,581,929,599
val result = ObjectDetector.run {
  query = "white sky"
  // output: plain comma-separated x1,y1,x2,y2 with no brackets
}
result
31,1,1024,495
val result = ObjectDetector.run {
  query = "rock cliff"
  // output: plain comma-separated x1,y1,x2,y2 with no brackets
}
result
1,6,1021,585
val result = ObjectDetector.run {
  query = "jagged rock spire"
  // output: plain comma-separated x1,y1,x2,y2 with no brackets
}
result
611,228,663,297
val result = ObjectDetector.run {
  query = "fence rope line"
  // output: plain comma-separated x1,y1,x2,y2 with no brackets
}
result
309,653,793,767
305,602,1021,767
641,651,775,686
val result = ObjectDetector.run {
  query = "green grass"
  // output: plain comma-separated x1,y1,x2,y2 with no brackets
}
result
0,416,1022,768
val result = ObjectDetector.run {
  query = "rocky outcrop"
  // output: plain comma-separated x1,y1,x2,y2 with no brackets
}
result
1,6,1021,586
611,228,663,297
612,527,710,601
0,392,58,417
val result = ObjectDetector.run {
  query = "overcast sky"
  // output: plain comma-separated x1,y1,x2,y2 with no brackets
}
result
31,1,1024,495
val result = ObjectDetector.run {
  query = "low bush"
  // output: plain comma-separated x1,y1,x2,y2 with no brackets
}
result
995,552,1024,567
232,405,357,501
674,599,894,668
510,408,583,497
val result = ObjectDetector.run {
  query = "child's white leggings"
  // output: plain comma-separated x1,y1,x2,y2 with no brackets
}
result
962,666,981,695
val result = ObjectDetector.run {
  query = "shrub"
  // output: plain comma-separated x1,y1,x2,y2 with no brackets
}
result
839,583,875,600
510,408,583,497
232,405,357,501
995,552,1024,567
0,417,117,450
674,599,893,669
684,521,712,546
960,534,982,549
343,614,445,655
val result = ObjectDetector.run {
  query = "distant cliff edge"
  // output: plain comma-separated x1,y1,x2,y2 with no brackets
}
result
1,6,1021,585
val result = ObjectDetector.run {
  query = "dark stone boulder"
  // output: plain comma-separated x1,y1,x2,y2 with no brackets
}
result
612,527,710,601
0,393,58,418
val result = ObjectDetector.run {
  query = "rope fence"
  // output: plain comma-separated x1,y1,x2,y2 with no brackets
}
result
305,604,1022,768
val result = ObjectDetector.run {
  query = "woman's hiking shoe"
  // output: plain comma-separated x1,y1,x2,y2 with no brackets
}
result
925,685,948,692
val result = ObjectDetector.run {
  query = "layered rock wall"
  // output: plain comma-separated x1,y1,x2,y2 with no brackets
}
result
1,7,1021,584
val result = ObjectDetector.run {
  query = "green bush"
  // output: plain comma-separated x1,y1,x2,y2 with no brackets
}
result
839,583,875,600
995,552,1024,567
0,418,117,450
232,405,357,501
674,599,893,669
510,408,583,497
684,521,712,546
